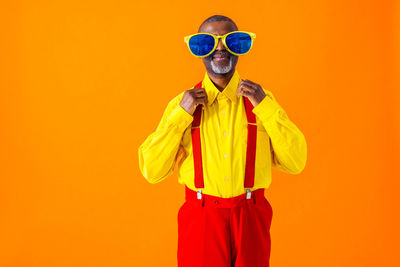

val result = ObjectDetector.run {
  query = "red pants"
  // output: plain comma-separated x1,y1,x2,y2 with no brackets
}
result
177,186,273,267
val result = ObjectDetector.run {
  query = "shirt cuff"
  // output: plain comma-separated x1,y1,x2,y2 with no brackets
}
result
252,93,282,122
167,103,194,131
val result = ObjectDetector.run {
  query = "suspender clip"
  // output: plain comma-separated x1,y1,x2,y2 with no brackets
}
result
246,189,252,199
197,189,203,200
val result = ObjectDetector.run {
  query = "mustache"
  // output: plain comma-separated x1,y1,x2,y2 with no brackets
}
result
207,50,231,59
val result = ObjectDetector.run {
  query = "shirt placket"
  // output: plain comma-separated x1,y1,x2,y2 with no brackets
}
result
218,95,232,195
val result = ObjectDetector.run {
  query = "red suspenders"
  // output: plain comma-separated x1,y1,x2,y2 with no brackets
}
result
191,81,205,189
191,81,257,197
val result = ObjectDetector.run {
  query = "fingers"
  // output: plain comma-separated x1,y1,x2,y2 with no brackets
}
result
193,89,207,98
190,87,208,107
241,79,259,89
237,81,256,97
196,96,208,108
237,88,253,98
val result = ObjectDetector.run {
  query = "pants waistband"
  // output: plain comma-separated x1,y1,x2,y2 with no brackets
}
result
184,185,265,208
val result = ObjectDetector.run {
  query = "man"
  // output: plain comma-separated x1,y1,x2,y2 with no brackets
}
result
138,15,307,267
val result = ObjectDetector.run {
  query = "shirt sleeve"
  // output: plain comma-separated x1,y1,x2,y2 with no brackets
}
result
138,93,194,183
252,88,307,174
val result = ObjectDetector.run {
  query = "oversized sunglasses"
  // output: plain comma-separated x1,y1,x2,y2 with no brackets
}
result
184,31,256,58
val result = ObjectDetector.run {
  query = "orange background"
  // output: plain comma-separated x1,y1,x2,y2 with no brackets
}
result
1,1,399,266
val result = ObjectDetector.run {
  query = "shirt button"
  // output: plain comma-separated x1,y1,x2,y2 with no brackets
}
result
214,200,219,205
221,110,226,114
224,154,228,158
223,132,227,136
224,177,228,181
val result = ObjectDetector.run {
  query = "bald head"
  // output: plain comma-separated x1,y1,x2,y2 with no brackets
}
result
198,15,238,33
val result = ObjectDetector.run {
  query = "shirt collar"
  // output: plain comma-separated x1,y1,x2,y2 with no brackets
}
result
202,69,241,106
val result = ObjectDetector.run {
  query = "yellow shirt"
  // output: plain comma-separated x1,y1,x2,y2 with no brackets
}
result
138,70,307,198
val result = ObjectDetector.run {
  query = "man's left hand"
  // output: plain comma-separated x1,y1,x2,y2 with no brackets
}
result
237,79,266,107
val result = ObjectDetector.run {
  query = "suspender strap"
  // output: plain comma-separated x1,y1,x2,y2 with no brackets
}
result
191,81,204,188
243,96,257,188
190,81,257,190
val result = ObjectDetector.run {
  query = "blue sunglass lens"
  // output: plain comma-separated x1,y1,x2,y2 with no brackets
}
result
189,34,215,57
225,32,252,54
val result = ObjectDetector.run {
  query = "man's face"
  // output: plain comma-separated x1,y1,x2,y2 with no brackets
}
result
199,21,239,76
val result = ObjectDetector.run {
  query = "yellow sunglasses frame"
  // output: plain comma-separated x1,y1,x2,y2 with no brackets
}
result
183,31,256,58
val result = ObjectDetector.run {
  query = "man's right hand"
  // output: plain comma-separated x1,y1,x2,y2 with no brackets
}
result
179,87,208,115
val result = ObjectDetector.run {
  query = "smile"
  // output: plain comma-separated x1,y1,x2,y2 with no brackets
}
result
213,54,230,61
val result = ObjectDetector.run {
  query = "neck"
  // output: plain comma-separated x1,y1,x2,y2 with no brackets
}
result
207,70,235,92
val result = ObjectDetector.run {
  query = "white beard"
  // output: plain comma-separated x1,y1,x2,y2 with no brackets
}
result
211,56,233,74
